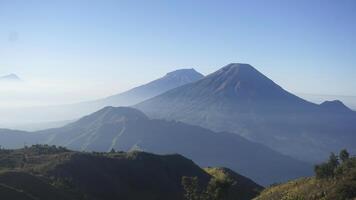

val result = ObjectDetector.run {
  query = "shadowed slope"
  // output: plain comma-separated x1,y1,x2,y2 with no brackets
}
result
32,106,312,185
1,106,311,185
0,145,262,200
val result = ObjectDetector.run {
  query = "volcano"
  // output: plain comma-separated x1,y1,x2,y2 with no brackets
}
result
136,63,356,162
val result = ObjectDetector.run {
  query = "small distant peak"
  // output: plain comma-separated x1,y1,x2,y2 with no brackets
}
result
0,73,21,81
320,100,352,113
320,100,345,107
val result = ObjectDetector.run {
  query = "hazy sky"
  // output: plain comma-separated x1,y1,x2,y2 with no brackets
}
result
1,0,356,107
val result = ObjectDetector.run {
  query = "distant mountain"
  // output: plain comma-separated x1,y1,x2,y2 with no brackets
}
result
0,119,74,132
0,145,263,200
320,100,353,113
0,68,203,125
136,63,356,163
0,107,311,185
98,68,204,107
0,73,21,81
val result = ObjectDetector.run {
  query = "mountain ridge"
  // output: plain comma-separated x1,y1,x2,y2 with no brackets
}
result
0,106,312,185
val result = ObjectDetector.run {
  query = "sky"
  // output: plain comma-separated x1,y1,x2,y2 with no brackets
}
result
0,0,356,108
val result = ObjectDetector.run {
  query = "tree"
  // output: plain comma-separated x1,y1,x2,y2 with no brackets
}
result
182,176,202,200
314,163,334,179
314,152,341,179
205,177,233,200
339,149,350,163
110,148,116,153
328,152,339,169
182,176,233,200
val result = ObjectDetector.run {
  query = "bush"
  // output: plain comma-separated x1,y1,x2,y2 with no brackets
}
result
182,176,233,200
333,180,356,200
314,152,340,179
314,163,334,179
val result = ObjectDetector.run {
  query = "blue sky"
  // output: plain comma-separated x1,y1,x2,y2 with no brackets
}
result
0,0,356,106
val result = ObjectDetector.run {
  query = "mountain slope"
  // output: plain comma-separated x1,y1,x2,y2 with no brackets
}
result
3,106,312,185
136,63,356,163
0,145,262,200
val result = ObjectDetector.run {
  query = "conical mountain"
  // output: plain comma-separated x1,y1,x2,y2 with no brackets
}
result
1,106,312,185
136,63,356,163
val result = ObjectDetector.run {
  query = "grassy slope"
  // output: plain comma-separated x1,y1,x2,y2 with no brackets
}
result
254,158,356,200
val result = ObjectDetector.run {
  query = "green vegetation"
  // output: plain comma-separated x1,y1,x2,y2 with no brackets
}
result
314,152,339,179
339,149,350,163
182,175,233,200
254,149,356,200
181,167,263,200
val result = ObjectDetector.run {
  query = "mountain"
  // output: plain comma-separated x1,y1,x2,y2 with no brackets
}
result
98,68,204,107
136,63,356,163
0,145,264,200
0,107,312,185
0,68,203,127
320,100,353,113
0,73,21,81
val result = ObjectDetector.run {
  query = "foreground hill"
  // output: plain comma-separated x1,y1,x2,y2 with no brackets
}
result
136,63,356,162
254,155,356,200
0,107,312,185
0,145,262,200
0,68,203,128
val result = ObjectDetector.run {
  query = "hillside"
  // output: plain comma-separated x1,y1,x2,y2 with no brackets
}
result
0,107,312,186
254,153,356,200
0,145,262,200
136,63,356,163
